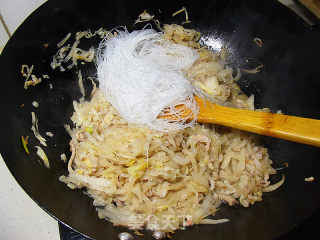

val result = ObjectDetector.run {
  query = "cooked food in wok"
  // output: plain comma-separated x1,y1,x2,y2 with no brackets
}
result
58,24,283,232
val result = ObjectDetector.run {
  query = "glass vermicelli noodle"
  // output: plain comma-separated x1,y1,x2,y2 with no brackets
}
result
59,24,283,232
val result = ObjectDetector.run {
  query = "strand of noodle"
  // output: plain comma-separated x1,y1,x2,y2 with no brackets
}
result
88,77,97,97
57,33,71,48
199,219,229,224
97,28,200,131
145,132,154,169
68,141,76,173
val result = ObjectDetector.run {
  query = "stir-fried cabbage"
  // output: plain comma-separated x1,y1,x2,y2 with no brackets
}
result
60,25,282,232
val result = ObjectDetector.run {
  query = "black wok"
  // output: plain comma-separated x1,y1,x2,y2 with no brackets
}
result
0,0,320,239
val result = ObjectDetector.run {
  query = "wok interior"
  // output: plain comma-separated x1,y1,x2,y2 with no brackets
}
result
0,0,319,239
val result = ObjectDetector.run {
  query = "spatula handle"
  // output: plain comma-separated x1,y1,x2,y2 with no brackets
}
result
196,97,320,147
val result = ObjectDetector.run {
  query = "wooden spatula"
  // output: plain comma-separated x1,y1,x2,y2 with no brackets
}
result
162,96,320,147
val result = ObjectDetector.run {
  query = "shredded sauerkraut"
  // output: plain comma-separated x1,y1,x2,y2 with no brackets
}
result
59,24,283,232
51,28,111,71
21,65,42,89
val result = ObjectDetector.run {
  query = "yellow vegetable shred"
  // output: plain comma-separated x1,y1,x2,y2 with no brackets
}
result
21,135,30,154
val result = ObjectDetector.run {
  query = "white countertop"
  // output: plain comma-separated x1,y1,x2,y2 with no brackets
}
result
0,155,60,240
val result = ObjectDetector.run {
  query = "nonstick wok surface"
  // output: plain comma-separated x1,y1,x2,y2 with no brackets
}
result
0,0,320,239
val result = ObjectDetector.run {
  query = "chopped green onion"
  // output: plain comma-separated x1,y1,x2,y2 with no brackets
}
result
21,135,30,154
85,127,93,134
